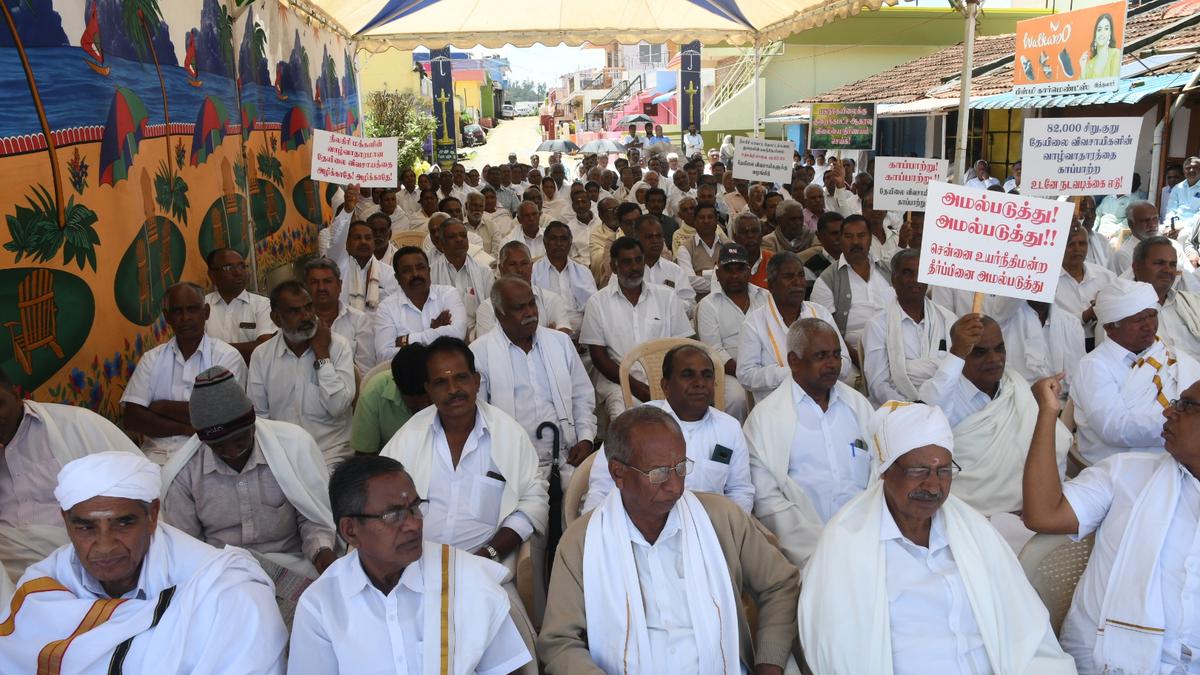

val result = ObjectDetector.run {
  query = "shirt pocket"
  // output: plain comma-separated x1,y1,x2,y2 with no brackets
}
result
849,445,872,488
259,473,289,509
471,474,505,525
691,458,732,495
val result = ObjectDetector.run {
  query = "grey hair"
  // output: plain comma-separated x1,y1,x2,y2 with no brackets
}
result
605,405,683,465
304,256,342,280
497,241,531,269
765,250,802,285
786,317,838,358
731,211,762,237
889,248,921,275
1125,200,1155,224
162,281,206,310
490,275,533,318
775,200,803,220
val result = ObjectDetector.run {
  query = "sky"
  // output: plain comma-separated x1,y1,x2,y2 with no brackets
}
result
477,44,606,87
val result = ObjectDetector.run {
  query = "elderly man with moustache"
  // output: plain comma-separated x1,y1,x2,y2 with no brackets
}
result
372,246,467,363
0,452,288,672
475,241,572,337
811,213,895,359
539,406,799,675
800,402,1075,674
303,257,376,376
1130,235,1200,357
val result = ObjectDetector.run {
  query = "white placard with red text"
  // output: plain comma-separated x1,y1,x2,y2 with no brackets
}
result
874,157,948,211
311,129,398,188
918,181,1072,303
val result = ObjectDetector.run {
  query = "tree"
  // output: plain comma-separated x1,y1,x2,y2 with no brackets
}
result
506,79,547,102
364,90,437,172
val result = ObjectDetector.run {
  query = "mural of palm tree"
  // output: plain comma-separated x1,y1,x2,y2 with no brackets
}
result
0,0,100,270
123,0,188,224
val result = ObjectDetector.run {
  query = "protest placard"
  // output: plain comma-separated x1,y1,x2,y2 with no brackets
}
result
732,136,794,184
1013,1,1126,96
809,103,876,151
919,181,1073,303
310,129,398,188
874,157,948,211
1020,117,1139,197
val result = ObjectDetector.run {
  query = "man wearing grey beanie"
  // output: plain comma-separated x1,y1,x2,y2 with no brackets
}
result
160,366,339,577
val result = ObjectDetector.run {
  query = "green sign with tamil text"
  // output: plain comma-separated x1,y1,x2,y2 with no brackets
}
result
809,102,876,151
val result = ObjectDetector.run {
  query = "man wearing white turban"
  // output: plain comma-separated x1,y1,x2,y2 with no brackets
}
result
799,403,1075,674
0,452,288,674
1073,278,1200,463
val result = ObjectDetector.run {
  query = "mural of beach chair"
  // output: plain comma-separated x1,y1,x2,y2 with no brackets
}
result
4,269,65,375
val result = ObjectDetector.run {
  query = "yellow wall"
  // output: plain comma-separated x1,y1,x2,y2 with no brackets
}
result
456,81,482,117
358,49,423,96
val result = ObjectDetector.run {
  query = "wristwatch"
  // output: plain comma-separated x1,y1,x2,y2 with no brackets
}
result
313,358,329,370
484,545,500,561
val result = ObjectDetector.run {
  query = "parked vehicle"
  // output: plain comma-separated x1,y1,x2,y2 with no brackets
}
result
514,101,538,116
462,123,488,147
501,103,515,119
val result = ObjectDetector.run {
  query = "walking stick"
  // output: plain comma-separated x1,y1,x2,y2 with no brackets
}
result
536,421,563,580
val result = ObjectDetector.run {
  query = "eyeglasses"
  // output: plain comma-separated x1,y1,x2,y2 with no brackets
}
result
348,499,429,527
1169,398,1200,414
617,459,693,485
897,460,962,481
211,263,247,273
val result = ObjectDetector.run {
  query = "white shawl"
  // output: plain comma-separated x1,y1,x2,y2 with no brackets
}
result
951,369,1072,516
883,299,954,401
421,543,517,675
381,402,549,538
582,490,739,675
1122,339,1187,412
160,418,335,575
476,327,579,448
744,380,874,569
798,483,1075,675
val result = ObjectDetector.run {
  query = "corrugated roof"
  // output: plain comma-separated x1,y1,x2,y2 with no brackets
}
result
970,72,1194,109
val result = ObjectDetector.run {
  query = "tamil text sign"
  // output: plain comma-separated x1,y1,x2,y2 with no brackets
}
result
311,130,398,187
919,181,1072,303
1020,117,1139,197
809,103,876,151
732,136,793,184
1013,1,1126,96
874,157,948,211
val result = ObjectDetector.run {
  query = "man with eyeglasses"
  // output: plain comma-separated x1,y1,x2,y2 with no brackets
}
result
800,402,1073,674
288,454,532,675
1026,373,1200,674
204,247,277,362
584,344,754,514
1073,278,1200,464
540,406,799,675
743,317,873,569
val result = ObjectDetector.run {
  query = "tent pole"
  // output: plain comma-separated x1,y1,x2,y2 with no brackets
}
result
753,36,761,137
955,0,978,185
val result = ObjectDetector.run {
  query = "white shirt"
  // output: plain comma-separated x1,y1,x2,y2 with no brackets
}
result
917,354,995,428
502,226,546,260
882,503,992,675
675,233,723,294
824,186,862,216
994,300,1086,388
396,187,422,216
584,399,754,514
482,211,516,253
474,286,571,338
288,549,530,675
1062,454,1200,674
964,176,1000,190
247,333,356,464
449,183,478,205
579,283,693,367
121,334,246,461
431,255,495,332
696,285,769,365
532,257,598,333
0,405,62,528
785,381,871,523
204,290,276,344
684,133,703,157
625,506,701,675
1167,178,1200,243
640,257,696,317
329,303,376,375
810,255,896,349
1159,291,1200,359
862,302,951,406
372,285,467,363
736,299,846,400
426,411,535,552
338,255,399,312
1055,263,1116,324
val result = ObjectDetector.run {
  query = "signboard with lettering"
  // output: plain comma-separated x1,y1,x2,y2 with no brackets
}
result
1013,1,1127,96
1020,117,1139,197
310,130,398,187
731,136,793,184
809,103,876,151
429,47,458,168
919,181,1072,303
874,157,949,211
679,41,702,132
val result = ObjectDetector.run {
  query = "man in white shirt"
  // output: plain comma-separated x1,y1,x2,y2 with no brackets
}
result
737,252,849,402
328,188,400,313
683,124,703,159
821,162,862,216
288,454,532,675
581,236,693,419
992,296,1086,392
204,248,276,361
1110,200,1196,278
375,189,411,234
472,277,596,486
396,168,422,216
744,317,874,568
123,282,246,464
1072,196,1115,269
1072,278,1200,463
372,246,467,363
800,402,1074,674
863,249,955,405
481,187,517,253
696,243,767,422
533,222,598,334
502,201,547,259
675,203,730,296
1168,156,1200,263
811,213,896,356
248,282,356,467
963,159,1001,190
1132,235,1200,357
303,257,375,376
431,218,495,336
1025,372,1200,675
633,214,695,316
1056,223,1117,335
476,242,572,337
585,344,754,513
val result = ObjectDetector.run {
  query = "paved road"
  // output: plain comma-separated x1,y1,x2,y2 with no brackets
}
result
462,116,544,170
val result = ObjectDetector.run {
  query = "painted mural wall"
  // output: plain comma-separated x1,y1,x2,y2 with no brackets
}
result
0,0,359,417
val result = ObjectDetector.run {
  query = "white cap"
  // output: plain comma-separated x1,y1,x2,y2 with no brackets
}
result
870,402,954,475
1095,278,1159,326
55,452,161,511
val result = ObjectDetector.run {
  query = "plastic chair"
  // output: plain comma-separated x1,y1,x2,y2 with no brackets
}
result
562,452,597,529
619,337,726,410
1018,533,1095,636
391,230,427,249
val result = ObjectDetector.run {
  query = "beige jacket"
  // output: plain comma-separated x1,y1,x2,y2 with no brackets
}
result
538,492,800,673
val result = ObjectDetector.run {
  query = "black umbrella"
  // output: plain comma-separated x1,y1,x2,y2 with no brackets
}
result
537,421,563,580
616,113,654,127
536,139,580,153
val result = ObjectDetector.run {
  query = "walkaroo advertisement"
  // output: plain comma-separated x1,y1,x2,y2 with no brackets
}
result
1012,0,1126,96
